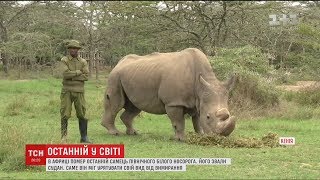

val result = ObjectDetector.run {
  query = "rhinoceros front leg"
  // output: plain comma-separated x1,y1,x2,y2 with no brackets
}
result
120,107,141,135
191,114,204,134
101,93,123,135
165,106,185,141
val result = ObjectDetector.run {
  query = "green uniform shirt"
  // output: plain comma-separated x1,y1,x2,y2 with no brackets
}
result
60,55,89,92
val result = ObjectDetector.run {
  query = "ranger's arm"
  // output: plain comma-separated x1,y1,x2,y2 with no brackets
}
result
60,59,82,80
72,59,89,81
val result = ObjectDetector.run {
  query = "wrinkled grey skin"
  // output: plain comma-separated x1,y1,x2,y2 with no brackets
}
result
101,48,237,141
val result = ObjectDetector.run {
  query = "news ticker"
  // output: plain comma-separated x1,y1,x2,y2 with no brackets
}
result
25,144,231,172
26,138,294,172
46,158,231,171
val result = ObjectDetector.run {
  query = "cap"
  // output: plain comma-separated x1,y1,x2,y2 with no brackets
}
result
66,40,82,49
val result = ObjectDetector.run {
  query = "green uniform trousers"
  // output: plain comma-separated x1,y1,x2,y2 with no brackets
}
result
60,90,87,120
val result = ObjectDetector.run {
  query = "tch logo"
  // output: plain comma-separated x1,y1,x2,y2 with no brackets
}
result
279,137,295,145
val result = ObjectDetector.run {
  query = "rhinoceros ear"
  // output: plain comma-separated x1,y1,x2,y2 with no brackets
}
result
224,73,238,92
199,73,211,90
105,93,110,100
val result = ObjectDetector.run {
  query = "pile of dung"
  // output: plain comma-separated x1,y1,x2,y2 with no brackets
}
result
187,132,283,148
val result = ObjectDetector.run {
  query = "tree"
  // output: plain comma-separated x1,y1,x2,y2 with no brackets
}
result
1,32,51,78
149,1,230,55
0,1,37,74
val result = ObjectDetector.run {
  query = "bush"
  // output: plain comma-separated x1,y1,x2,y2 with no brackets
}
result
211,45,272,80
267,101,319,120
285,83,320,106
209,45,280,113
274,82,320,120
230,72,280,109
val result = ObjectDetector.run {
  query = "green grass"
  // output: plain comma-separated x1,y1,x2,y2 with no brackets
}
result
0,78,319,179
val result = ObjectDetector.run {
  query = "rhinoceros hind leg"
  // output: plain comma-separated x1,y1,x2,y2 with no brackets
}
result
120,101,141,135
165,106,185,141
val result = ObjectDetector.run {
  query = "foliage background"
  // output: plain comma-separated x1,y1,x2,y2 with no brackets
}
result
0,1,319,81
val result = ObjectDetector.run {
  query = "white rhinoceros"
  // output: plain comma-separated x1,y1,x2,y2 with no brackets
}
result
101,48,237,141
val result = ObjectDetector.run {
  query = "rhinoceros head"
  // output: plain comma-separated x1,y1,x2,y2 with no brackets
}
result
198,74,237,136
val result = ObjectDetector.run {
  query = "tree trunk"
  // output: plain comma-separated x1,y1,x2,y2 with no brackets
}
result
88,45,93,78
95,52,99,80
87,1,94,78
2,54,9,74
0,23,9,74
18,57,22,79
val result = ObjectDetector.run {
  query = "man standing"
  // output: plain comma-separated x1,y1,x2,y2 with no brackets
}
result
60,40,91,143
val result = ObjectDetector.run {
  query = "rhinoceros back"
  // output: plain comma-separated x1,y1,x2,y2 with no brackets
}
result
108,48,214,114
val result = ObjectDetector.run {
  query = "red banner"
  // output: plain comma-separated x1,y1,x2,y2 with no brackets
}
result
26,144,125,166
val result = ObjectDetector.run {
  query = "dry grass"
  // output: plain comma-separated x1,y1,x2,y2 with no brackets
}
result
187,132,283,148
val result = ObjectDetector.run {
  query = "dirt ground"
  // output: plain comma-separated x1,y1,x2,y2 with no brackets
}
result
276,81,319,92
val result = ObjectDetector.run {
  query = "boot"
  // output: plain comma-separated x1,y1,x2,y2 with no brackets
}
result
61,118,68,143
79,118,92,143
